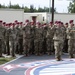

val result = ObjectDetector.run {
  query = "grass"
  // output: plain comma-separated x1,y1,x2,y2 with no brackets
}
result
0,57,15,65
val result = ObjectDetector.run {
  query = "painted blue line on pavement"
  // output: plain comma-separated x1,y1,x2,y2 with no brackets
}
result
33,60,75,75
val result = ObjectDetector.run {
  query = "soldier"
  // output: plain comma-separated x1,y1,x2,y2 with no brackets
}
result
10,23,16,57
5,23,11,55
14,22,19,54
34,22,43,55
53,21,64,61
46,22,55,55
67,20,75,58
60,22,66,53
22,20,31,56
30,22,35,54
2,22,7,54
42,23,48,54
0,20,6,57
18,22,23,55
63,23,69,53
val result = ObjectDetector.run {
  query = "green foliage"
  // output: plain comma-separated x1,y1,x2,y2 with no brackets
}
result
24,6,30,12
68,0,75,13
0,2,56,13
0,57,15,65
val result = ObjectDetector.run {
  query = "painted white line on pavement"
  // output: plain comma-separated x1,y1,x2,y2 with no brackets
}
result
0,55,24,67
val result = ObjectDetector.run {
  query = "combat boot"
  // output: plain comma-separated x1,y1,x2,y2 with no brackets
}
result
69,55,74,58
56,57,61,61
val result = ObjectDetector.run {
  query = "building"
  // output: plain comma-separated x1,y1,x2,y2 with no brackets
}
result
0,9,75,24
24,12,47,23
0,9,24,23
24,12,75,24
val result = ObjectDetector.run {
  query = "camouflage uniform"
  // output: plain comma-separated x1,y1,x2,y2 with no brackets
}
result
42,25,48,54
30,25,35,54
60,25,66,53
2,25,6,54
63,24,68,53
5,26,11,55
67,26,75,58
22,24,31,56
9,24,16,57
34,25,43,55
46,25,55,55
18,26,23,55
0,22,6,57
53,25,64,61
15,22,23,55
14,25,20,54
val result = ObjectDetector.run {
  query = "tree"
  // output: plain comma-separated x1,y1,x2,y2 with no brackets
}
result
68,0,75,13
0,4,2,8
38,7,45,12
24,6,30,12
11,4,21,9
44,7,49,12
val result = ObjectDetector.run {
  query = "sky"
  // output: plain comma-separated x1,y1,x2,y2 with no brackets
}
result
0,0,72,13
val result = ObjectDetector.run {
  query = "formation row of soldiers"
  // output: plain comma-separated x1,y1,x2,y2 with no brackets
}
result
0,19,75,61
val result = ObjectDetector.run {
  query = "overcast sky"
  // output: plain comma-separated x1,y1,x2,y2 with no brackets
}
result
0,0,71,13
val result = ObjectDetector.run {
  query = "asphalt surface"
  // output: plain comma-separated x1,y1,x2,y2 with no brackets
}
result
0,54,73,75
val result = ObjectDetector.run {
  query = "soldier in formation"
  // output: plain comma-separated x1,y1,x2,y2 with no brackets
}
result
34,22,43,55
46,22,55,55
0,19,75,61
0,20,6,57
22,20,31,56
67,20,75,58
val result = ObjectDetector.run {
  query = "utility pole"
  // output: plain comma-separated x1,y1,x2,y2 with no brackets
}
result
51,0,54,23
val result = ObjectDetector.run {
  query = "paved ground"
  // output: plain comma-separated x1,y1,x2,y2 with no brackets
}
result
0,54,75,75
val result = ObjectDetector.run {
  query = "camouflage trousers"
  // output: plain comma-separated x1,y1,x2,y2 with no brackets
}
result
68,39,75,58
0,39,3,57
34,39,43,55
42,38,47,54
30,38,34,54
6,36,10,55
23,39,31,55
54,40,63,59
63,39,68,53
2,40,6,54
46,39,54,54
9,40,16,57
18,38,23,54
